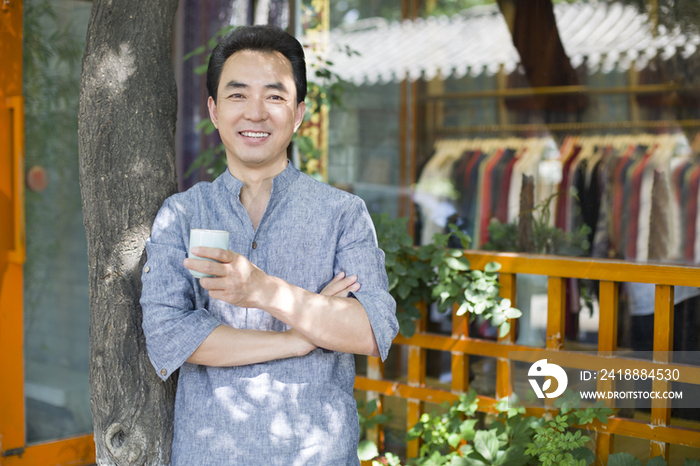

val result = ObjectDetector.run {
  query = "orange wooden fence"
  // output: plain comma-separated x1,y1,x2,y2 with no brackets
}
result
355,251,700,465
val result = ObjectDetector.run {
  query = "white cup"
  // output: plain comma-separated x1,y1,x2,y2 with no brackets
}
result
188,229,230,278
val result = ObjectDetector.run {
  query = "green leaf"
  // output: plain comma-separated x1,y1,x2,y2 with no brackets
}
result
431,249,447,267
460,455,487,466
398,282,411,300
194,63,208,75
491,312,507,327
499,446,530,466
394,262,407,276
404,304,423,319
445,257,470,271
448,432,462,448
196,119,213,130
570,446,596,466
485,262,502,273
399,318,416,338
684,460,700,466
297,135,315,154
473,430,499,462
366,399,378,413
607,452,642,466
357,439,379,461
448,456,470,466
384,253,396,267
204,122,217,135
498,321,511,338
456,301,469,316
460,419,478,441
504,307,522,319
388,273,399,291
417,246,433,261
183,45,206,60
645,457,668,466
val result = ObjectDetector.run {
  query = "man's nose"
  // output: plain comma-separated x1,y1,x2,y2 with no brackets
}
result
244,97,268,121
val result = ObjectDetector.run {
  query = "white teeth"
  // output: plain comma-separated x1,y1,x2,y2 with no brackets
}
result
240,131,270,138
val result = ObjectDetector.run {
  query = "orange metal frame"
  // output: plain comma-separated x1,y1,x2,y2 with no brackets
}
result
356,251,700,465
0,0,95,463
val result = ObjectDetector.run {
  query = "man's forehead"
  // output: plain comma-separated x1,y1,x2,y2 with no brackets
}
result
223,49,294,76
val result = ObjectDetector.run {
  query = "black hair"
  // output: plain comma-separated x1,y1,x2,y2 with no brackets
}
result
206,25,307,105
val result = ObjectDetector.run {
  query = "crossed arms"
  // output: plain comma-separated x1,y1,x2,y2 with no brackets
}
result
183,247,380,367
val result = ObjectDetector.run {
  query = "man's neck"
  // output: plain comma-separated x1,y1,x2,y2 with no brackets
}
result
228,156,287,193
227,156,288,230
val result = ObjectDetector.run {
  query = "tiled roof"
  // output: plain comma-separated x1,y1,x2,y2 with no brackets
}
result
318,3,700,85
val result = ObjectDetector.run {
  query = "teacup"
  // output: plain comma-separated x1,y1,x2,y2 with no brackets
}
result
188,229,229,278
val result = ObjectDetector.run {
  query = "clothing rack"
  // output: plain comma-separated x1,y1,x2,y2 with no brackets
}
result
415,133,700,342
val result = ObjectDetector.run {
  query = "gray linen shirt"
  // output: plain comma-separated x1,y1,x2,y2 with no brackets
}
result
140,162,398,465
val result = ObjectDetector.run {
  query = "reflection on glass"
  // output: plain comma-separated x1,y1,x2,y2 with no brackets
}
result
328,83,401,217
23,0,92,443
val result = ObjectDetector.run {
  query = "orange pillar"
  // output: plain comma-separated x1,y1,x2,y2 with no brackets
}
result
0,0,26,456
496,273,517,399
595,281,619,466
406,303,426,459
650,285,674,461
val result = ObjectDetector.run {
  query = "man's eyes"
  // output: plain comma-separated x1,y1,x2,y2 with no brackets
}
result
225,93,285,101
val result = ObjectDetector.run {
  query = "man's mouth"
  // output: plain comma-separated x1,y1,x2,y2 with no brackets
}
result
240,131,270,138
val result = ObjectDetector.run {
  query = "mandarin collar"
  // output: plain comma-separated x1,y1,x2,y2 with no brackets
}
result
220,160,300,197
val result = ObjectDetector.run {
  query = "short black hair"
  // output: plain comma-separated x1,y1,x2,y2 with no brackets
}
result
206,25,307,105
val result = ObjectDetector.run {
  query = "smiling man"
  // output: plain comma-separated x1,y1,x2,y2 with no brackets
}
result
140,26,398,465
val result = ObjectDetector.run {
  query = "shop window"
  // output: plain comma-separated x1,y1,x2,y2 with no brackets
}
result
22,0,93,444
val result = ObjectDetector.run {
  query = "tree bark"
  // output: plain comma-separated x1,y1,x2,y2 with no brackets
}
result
78,1,179,464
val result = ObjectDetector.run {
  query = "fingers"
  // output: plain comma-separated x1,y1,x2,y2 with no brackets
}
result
183,257,226,277
319,272,361,297
191,246,234,263
184,247,237,277
320,272,349,296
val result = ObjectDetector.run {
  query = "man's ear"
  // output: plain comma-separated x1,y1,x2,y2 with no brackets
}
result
207,96,219,129
293,101,306,133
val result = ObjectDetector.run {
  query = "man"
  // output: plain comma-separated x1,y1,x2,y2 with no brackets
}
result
140,25,398,465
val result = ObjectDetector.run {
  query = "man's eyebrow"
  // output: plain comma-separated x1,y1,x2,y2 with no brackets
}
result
222,81,289,93
223,81,248,89
265,82,289,93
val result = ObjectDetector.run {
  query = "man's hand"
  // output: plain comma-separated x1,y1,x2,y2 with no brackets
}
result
185,249,361,304
320,271,360,297
184,247,266,308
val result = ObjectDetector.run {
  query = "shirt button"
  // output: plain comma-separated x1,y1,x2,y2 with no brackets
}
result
252,242,257,249
145,266,151,273
160,369,167,376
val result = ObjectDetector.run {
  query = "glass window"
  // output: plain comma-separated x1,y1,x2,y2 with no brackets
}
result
323,0,700,435
23,0,92,443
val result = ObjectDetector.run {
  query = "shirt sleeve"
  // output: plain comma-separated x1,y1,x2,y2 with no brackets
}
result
140,197,221,381
334,197,399,361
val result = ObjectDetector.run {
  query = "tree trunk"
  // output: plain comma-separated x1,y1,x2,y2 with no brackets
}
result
78,1,179,464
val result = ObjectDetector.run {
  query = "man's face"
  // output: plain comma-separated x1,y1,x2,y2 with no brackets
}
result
208,50,305,170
